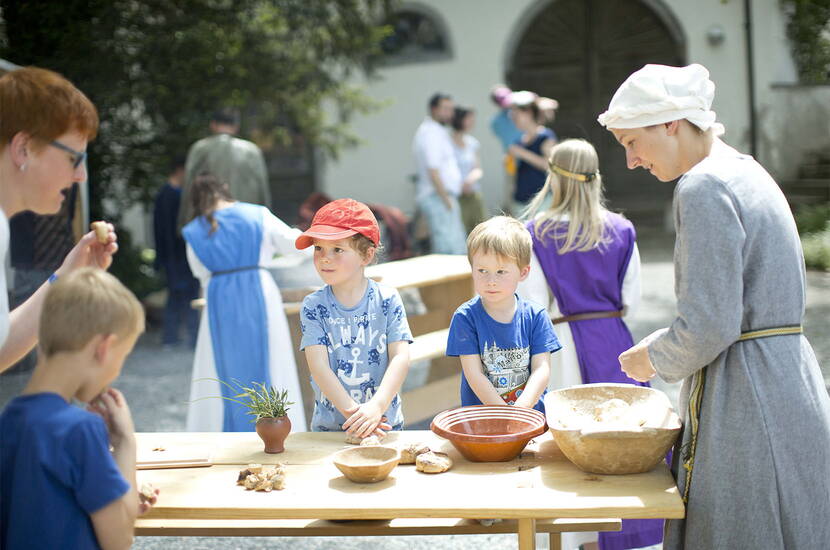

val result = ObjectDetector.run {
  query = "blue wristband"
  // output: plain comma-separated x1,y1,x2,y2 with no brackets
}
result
48,273,59,284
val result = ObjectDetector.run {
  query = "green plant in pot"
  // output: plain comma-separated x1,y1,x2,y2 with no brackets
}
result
209,379,294,454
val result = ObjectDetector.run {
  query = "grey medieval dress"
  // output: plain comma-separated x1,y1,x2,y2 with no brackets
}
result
647,139,830,549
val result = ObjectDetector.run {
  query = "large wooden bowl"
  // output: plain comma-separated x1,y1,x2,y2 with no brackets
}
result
431,405,548,462
545,384,681,475
332,446,400,483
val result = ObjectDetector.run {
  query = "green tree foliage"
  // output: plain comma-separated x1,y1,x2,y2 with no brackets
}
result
781,0,830,83
0,0,391,218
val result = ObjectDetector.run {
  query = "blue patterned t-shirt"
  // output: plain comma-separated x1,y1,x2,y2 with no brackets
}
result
299,279,413,431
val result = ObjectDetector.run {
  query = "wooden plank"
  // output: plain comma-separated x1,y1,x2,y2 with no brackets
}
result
409,329,449,363
365,255,471,290
135,432,685,522
518,518,536,550
135,517,621,537
401,373,461,425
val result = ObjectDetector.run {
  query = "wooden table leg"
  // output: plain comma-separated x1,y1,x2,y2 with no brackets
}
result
517,518,536,550
549,532,562,550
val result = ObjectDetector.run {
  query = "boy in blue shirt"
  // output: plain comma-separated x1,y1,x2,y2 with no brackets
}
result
447,216,560,412
0,268,155,550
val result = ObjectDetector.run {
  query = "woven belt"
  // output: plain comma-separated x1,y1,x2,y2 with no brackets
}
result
551,310,623,325
681,325,803,503
212,265,263,276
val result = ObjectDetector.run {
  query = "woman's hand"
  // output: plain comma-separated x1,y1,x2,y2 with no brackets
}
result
618,341,657,382
57,223,118,276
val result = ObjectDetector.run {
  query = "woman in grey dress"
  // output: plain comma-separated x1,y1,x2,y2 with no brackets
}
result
598,63,830,549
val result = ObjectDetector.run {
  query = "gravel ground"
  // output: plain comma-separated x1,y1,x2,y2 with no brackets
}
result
1,230,827,549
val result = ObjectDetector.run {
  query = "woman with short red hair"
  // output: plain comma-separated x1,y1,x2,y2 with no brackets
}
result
0,66,118,373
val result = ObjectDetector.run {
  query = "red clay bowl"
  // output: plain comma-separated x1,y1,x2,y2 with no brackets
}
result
430,405,548,462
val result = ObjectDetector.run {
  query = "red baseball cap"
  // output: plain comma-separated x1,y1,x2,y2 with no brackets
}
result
295,198,380,250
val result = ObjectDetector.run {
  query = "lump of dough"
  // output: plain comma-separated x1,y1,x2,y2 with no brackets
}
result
593,398,630,423
345,432,386,445
399,442,431,464
416,451,452,474
138,482,156,503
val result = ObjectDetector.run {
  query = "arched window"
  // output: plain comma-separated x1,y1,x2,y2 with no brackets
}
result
380,6,452,65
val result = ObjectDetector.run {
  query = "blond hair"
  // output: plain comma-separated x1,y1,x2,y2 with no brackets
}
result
524,138,613,253
39,268,145,357
466,216,532,269
350,233,382,263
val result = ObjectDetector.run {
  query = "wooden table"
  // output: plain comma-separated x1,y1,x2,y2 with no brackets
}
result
135,430,684,549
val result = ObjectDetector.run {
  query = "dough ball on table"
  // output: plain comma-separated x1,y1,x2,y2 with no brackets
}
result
399,442,431,465
416,451,452,474
345,432,386,445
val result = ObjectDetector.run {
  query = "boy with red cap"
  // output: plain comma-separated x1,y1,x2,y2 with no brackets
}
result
296,199,413,437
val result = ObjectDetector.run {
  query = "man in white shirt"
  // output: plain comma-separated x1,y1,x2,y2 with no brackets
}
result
412,93,467,254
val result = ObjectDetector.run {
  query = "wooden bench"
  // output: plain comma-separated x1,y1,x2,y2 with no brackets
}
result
136,517,622,549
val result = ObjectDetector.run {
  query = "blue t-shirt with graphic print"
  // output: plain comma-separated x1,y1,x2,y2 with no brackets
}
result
446,295,560,413
300,279,413,431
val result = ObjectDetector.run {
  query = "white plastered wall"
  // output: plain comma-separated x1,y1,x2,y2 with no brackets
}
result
320,0,797,214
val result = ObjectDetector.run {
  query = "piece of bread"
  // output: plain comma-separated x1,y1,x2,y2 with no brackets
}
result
90,221,109,244
345,432,386,445
399,442,431,464
138,482,156,503
416,451,452,474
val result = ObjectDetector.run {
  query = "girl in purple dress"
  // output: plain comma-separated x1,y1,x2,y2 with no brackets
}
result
517,138,660,550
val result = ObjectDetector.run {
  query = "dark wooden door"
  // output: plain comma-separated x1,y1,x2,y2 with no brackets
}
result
507,0,685,225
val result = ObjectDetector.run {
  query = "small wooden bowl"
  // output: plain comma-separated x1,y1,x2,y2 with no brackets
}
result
332,445,400,483
431,406,548,462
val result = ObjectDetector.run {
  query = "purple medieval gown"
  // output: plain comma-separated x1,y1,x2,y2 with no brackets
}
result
528,213,663,550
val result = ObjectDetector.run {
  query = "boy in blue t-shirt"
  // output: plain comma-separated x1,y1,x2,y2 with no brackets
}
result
0,268,155,550
447,216,560,412
296,199,413,437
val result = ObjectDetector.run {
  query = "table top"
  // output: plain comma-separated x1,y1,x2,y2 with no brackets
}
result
136,431,684,521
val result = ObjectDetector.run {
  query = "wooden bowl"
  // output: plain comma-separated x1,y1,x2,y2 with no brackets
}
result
545,384,681,474
332,445,400,483
431,405,548,462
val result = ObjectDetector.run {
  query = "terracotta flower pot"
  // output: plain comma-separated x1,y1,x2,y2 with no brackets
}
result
256,416,291,454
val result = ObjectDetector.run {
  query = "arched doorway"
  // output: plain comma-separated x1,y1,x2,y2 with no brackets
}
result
507,0,686,226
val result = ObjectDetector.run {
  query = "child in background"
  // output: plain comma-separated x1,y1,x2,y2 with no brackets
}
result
451,106,487,235
517,138,656,550
447,216,559,412
183,172,309,433
0,268,156,550
297,199,412,437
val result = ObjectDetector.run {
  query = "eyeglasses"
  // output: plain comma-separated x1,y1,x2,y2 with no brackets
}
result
50,140,87,168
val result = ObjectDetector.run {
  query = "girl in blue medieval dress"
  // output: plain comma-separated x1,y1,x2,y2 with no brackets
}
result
183,172,308,432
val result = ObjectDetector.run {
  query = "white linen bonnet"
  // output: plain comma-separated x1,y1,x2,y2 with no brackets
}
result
597,63,725,135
